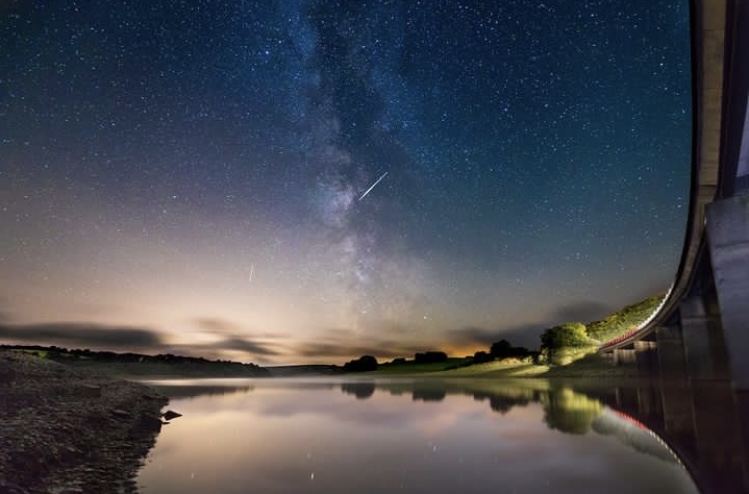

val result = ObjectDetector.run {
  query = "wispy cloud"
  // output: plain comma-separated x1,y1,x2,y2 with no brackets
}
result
550,301,614,324
193,317,240,334
0,322,164,349
213,336,280,356
447,324,543,349
190,316,283,357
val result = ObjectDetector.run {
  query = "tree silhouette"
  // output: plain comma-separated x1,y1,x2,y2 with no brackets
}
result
414,351,447,363
343,355,378,372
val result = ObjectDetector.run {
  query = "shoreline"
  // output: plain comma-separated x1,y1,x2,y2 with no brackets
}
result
0,351,168,494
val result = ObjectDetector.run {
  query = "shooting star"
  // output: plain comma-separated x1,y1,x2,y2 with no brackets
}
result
358,171,389,201
249,263,255,283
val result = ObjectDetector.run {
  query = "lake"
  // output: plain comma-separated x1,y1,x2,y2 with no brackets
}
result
136,377,745,493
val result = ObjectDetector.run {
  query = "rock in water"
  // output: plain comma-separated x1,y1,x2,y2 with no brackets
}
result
162,410,182,421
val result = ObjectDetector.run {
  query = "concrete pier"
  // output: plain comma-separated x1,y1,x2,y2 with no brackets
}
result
706,194,749,390
680,296,731,380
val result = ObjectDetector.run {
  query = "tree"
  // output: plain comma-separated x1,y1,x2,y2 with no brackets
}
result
343,355,378,372
490,339,512,358
414,351,447,363
489,339,531,359
540,323,589,350
473,351,493,363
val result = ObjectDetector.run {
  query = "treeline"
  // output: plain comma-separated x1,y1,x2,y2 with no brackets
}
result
1,344,270,376
342,351,451,372
472,339,537,364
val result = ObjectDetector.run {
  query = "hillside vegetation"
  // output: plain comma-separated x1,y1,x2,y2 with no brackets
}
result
538,293,664,366
585,294,665,343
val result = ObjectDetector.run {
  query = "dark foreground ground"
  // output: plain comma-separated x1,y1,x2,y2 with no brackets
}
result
0,351,168,494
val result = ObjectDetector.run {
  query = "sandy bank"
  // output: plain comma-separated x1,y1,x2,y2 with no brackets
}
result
0,351,168,494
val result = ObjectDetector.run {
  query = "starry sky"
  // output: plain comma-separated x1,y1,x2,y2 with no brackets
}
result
0,0,691,364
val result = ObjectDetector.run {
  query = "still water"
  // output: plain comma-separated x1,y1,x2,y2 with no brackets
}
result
132,377,748,493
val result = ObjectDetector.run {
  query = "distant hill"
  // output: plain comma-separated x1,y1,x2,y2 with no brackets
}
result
0,344,270,377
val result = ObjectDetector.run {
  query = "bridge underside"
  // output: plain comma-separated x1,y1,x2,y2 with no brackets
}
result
602,0,749,393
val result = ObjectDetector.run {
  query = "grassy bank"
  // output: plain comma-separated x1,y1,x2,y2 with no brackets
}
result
371,358,471,375
349,352,645,381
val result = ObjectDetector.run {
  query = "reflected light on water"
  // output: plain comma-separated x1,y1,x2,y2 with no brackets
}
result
138,379,699,494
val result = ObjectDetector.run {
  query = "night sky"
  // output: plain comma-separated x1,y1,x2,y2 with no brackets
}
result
0,1,691,364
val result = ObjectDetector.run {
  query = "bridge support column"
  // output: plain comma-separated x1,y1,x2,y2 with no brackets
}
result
655,325,688,377
706,194,749,390
680,296,730,380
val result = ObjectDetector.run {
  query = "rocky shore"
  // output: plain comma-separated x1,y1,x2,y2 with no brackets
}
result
0,351,168,494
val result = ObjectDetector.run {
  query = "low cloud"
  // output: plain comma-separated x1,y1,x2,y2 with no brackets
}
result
213,336,280,356
447,323,547,349
0,322,164,350
0,297,11,323
550,301,614,324
193,317,239,334
320,327,358,339
191,316,283,357
447,326,504,346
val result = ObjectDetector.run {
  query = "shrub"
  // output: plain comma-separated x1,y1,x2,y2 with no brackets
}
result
414,351,447,363
490,339,531,359
472,351,493,364
540,323,589,350
343,355,378,372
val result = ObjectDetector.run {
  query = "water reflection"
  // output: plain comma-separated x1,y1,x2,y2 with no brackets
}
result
143,379,255,399
340,382,376,400
136,377,743,493
593,408,680,464
339,381,605,437
542,386,602,435
582,379,749,494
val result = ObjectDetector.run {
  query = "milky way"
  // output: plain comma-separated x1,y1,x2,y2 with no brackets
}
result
0,1,691,363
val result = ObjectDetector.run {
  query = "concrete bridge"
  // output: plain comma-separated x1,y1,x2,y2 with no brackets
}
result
600,0,749,392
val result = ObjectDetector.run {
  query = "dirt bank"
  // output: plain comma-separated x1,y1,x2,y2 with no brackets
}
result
0,351,168,493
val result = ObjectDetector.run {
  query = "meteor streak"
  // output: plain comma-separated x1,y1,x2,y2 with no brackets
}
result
358,172,389,201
